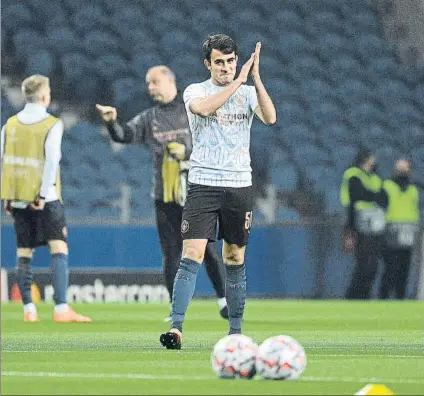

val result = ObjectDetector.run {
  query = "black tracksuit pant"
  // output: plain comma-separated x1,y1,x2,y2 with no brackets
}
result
154,200,226,303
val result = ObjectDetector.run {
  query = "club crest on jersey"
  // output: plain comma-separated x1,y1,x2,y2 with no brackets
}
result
234,94,247,107
181,220,189,234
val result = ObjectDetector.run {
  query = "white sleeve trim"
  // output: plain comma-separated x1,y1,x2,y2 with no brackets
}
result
40,120,63,198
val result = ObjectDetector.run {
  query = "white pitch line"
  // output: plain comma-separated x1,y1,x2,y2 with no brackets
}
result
3,351,423,359
2,371,424,385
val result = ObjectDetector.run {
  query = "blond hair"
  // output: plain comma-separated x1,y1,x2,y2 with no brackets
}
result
21,75,50,103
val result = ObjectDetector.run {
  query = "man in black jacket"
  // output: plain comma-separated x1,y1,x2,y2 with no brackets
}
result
96,66,228,320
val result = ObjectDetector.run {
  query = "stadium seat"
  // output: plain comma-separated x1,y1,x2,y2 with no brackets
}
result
305,11,344,36
309,99,344,127
356,33,391,60
277,33,314,59
306,165,338,194
320,122,357,148
83,30,121,58
325,186,344,216
46,27,82,56
328,54,364,81
293,144,331,169
61,52,94,83
277,99,306,126
73,5,109,35
331,144,358,176
2,4,33,33
24,50,55,76
272,9,304,33
275,207,301,222
112,77,143,107
95,54,133,82
279,123,315,149
13,29,46,62
270,164,299,192
289,54,326,80
316,33,351,59
132,51,164,78
338,78,372,104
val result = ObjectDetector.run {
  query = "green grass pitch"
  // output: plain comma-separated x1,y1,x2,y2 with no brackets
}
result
2,300,423,395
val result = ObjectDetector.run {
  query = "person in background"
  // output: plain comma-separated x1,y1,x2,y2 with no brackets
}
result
378,159,420,299
1,74,91,322
340,148,385,299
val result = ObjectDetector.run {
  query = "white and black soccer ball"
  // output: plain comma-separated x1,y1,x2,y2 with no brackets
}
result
255,335,306,380
211,334,258,379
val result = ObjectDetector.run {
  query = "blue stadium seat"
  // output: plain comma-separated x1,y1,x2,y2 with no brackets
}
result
410,147,424,170
132,51,164,78
280,123,315,148
305,11,344,36
316,33,351,59
401,123,424,152
83,30,120,58
309,99,344,127
359,122,392,151
356,34,391,60
300,78,333,101
24,50,55,76
160,30,198,56
306,164,338,194
111,6,145,32
46,27,81,56
289,55,325,80
119,29,157,54
277,99,306,126
13,29,46,62
331,144,358,175
266,78,300,100
95,54,133,82
277,33,314,59
325,187,344,216
367,56,400,78
328,54,364,80
390,102,422,126
320,122,357,148
272,9,304,33
112,77,143,107
275,207,301,222
338,78,372,104
271,164,298,192
345,11,381,35
377,79,411,105
2,4,33,33
293,144,331,169
61,52,94,83
73,5,109,35
348,101,385,126
375,145,401,179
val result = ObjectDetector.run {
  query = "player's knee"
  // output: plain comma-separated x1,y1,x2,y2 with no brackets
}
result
17,248,33,259
182,240,206,264
48,240,68,255
223,245,245,265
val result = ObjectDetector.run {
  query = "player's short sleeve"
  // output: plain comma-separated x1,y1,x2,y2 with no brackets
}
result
183,84,205,114
248,86,258,112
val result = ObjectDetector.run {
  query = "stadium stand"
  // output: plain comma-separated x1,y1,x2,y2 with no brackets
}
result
1,0,423,220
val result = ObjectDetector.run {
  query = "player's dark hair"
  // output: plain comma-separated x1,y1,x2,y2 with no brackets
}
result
353,148,373,167
202,34,238,62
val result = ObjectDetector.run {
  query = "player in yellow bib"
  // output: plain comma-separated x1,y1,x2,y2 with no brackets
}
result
1,75,91,322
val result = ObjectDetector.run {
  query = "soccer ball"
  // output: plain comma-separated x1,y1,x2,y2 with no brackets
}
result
211,334,258,379
255,335,306,380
